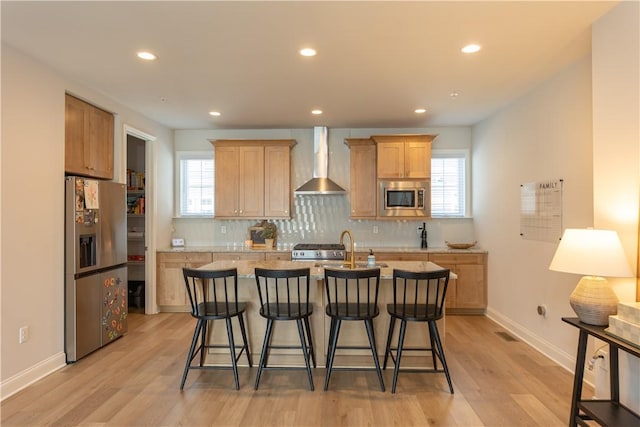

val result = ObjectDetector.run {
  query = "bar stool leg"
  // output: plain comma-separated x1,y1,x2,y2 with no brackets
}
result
383,316,396,369
391,319,408,393
255,318,275,390
364,319,385,392
225,317,240,390
181,319,203,390
238,313,252,367
296,319,315,391
324,319,342,391
429,321,454,394
303,316,316,368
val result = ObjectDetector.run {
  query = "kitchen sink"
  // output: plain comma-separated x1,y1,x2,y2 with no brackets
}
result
314,262,388,269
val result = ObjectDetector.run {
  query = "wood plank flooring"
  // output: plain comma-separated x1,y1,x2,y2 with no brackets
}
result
1,313,591,426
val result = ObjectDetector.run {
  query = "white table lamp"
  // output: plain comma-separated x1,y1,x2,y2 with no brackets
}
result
549,228,632,326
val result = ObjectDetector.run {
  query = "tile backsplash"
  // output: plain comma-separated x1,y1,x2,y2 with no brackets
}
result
172,194,475,249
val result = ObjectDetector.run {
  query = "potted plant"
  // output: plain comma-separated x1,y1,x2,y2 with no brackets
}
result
261,221,277,249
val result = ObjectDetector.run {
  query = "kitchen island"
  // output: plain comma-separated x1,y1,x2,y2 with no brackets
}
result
195,259,454,367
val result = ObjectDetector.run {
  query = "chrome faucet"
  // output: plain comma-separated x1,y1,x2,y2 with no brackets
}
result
340,229,356,269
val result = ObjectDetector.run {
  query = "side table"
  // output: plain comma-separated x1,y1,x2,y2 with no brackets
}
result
563,317,640,427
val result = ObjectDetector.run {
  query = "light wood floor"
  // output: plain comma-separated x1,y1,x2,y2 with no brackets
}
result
1,313,590,426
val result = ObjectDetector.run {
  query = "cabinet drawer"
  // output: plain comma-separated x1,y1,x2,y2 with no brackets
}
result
375,252,428,261
430,253,485,265
158,252,213,264
265,252,292,261
212,252,265,261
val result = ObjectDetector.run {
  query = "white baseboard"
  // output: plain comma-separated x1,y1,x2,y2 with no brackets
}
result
486,307,595,386
1,352,66,401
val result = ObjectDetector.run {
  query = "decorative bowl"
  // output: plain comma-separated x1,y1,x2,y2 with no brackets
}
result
445,241,477,250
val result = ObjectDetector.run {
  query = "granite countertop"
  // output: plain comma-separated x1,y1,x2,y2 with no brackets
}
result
158,245,486,254
197,259,458,280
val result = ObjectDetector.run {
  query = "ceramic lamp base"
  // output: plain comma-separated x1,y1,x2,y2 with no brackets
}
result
569,276,618,326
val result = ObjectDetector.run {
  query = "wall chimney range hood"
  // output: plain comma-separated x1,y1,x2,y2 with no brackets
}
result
295,126,346,195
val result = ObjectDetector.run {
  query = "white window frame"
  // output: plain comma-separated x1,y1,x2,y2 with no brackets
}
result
175,151,214,218
430,149,471,218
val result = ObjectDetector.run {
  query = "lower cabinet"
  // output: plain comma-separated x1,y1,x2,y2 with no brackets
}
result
429,253,487,314
156,252,213,312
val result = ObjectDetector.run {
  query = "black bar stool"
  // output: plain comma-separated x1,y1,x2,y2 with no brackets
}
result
254,267,316,391
383,268,454,394
323,267,385,392
180,268,252,390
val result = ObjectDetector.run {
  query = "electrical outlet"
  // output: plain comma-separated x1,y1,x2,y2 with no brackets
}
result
221,225,227,234
19,326,29,344
373,226,379,234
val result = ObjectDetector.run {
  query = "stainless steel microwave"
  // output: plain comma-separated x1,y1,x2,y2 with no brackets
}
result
379,180,430,217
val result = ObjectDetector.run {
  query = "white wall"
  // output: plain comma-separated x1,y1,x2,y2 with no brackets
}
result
473,56,594,370
473,1,639,411
0,44,174,399
591,0,639,409
171,127,475,249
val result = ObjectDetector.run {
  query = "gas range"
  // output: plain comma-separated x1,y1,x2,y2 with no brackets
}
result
291,243,345,261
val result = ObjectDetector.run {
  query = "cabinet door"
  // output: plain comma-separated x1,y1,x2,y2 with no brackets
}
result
405,141,430,178
238,146,264,217
65,95,89,176
377,142,405,178
454,264,486,309
156,260,187,308
214,146,240,217
264,145,291,218
349,143,377,218
87,106,114,179
433,262,457,309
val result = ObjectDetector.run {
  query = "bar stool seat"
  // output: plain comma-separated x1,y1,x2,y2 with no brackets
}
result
180,268,252,390
383,268,454,394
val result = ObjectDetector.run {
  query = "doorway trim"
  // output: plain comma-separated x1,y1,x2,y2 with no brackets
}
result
123,125,157,314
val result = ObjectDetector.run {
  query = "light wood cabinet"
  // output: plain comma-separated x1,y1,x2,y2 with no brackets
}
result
429,253,487,314
212,140,295,219
156,252,213,312
65,94,114,179
264,145,291,218
372,134,434,179
345,138,377,218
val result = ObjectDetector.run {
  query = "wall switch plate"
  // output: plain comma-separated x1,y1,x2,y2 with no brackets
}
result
171,238,185,247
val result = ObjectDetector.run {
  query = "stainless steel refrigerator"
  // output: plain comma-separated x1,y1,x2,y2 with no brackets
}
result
65,176,128,362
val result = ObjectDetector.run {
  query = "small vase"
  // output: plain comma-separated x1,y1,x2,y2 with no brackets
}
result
265,238,275,249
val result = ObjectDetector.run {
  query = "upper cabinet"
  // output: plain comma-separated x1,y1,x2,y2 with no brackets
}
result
345,138,377,218
372,134,434,179
65,94,114,179
211,139,295,219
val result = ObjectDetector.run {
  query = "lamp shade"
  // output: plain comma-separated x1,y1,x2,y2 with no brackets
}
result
549,228,632,278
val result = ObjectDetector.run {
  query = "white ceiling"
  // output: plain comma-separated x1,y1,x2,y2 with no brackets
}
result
1,1,617,130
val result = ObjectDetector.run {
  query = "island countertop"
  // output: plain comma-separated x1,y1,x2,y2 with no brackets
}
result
197,259,457,279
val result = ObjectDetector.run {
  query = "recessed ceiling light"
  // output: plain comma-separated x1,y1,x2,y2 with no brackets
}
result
300,48,317,57
311,109,323,115
209,111,221,116
461,44,481,54
137,51,157,60
414,108,427,114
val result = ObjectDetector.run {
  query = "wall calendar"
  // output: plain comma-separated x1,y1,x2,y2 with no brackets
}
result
520,179,563,243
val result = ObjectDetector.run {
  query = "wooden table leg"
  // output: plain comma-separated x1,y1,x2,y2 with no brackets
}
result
570,330,589,427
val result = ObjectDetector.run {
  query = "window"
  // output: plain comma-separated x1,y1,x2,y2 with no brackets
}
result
176,151,214,217
431,150,469,217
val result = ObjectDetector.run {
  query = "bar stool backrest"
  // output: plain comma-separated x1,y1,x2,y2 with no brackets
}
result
182,268,240,318
390,269,450,320
324,268,381,318
254,267,311,318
